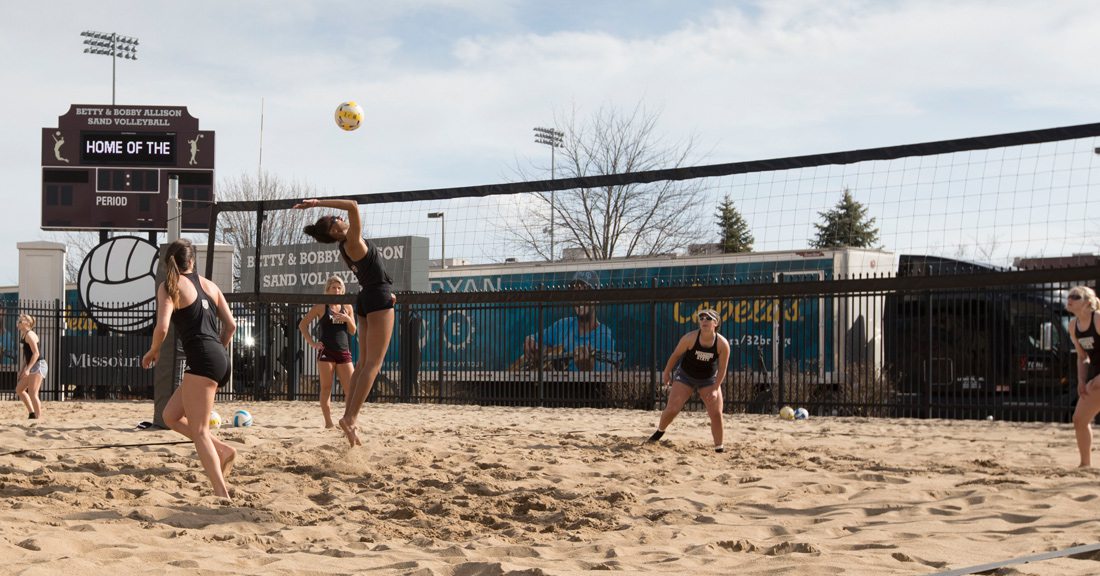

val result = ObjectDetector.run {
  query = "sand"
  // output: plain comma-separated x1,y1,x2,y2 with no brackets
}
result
2,400,1100,575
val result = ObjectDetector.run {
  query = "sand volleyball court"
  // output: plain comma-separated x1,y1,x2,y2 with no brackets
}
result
2,401,1100,575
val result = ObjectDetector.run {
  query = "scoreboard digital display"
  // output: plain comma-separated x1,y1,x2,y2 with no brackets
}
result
80,132,177,165
41,105,215,232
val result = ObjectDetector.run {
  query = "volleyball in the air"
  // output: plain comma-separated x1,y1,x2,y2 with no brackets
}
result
209,410,222,429
779,406,795,420
794,407,810,420
232,409,253,427
334,101,364,131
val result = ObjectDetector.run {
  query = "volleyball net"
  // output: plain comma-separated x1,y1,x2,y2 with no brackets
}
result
208,121,1100,293
194,122,1100,417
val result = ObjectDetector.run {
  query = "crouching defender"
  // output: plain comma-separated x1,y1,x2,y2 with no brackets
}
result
646,309,730,452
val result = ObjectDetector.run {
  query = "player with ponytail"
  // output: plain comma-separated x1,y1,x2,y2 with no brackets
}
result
142,239,239,500
15,313,46,420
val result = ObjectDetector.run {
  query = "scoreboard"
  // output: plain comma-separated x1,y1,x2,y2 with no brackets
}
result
41,104,215,232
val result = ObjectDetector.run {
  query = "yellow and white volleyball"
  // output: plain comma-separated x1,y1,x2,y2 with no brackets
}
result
209,410,222,429
232,409,253,427
334,101,364,131
779,406,796,420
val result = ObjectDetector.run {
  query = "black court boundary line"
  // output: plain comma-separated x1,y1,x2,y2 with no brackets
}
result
928,542,1100,576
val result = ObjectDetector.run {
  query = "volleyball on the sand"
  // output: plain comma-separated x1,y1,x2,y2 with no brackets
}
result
334,101,363,131
232,410,253,427
209,411,222,429
779,406,795,420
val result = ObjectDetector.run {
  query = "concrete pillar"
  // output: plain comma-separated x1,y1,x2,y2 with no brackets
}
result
18,242,66,303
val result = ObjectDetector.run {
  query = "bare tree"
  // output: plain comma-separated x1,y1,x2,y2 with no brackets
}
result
213,171,322,288
972,233,1003,264
512,102,705,260
53,231,102,284
948,234,1010,267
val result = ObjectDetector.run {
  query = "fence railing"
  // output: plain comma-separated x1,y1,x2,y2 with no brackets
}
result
0,269,1091,422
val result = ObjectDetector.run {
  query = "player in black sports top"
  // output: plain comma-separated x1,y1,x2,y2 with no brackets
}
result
298,276,358,428
1068,286,1100,467
142,239,238,500
14,313,46,420
646,309,731,452
297,198,396,447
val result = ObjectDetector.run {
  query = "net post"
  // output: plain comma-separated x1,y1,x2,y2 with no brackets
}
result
287,304,298,401
167,176,180,242
52,298,62,401
649,277,658,410
152,177,182,429
253,202,266,295
204,202,220,279
151,248,177,429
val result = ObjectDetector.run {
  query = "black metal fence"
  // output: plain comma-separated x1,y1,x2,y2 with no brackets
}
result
1,267,1092,422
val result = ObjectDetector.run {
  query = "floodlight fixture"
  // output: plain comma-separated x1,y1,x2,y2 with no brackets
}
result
533,126,565,261
81,30,140,105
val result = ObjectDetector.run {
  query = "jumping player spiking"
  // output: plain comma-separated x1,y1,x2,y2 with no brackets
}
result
297,198,396,447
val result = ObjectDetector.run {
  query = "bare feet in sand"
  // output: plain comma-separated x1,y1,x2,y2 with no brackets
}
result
338,418,362,447
219,446,237,478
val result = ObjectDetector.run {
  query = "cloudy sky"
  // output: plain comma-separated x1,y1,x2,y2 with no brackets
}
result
1,0,1098,285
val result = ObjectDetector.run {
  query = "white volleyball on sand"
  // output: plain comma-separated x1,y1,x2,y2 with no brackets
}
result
233,409,253,427
794,408,810,420
209,410,222,429
334,101,364,131
779,406,795,420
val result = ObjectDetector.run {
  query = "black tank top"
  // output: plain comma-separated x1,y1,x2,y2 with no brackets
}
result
1075,312,1100,368
20,331,32,364
680,331,720,379
339,239,393,288
319,306,350,351
171,272,222,347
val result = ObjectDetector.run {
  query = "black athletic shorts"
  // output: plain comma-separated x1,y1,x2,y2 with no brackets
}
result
183,339,230,387
355,285,394,317
673,366,718,390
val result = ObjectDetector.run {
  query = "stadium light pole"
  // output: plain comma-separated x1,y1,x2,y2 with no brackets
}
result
533,126,564,261
428,212,445,269
81,30,139,106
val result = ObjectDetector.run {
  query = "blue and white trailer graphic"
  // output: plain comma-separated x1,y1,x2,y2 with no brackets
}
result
415,248,891,384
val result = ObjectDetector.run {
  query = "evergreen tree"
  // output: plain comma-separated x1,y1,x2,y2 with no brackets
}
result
811,189,879,248
715,195,753,253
